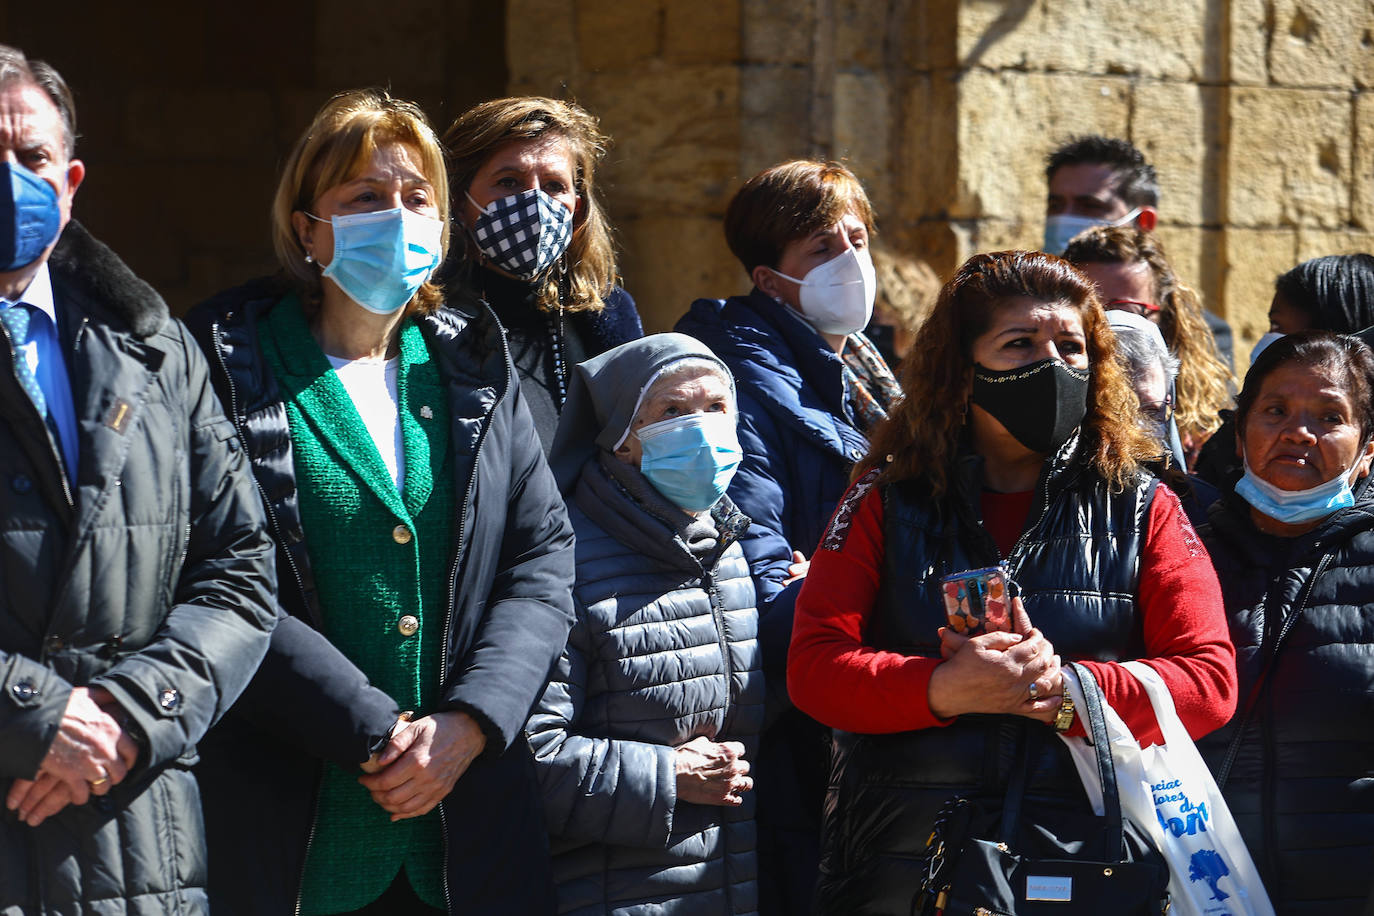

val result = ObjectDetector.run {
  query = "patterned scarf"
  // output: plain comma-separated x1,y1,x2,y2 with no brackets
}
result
842,331,902,432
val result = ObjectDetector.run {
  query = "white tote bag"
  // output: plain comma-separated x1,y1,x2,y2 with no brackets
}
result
1060,661,1274,916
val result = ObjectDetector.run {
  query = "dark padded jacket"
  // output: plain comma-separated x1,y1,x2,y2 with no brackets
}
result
1199,484,1374,913
185,277,577,915
676,290,868,914
819,445,1157,915
526,456,765,915
0,223,277,914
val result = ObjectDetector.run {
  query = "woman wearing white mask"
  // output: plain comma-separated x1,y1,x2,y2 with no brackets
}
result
1198,331,1374,911
185,89,576,915
675,159,900,916
532,333,768,914
441,97,643,454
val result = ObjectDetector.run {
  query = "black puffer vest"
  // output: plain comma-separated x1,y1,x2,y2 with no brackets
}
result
817,445,1158,915
1199,486,1374,913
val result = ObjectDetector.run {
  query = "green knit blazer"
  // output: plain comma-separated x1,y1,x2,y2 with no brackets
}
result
260,296,453,914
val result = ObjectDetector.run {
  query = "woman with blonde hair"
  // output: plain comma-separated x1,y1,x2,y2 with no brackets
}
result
788,250,1236,914
442,96,642,452
186,88,576,915
1063,225,1235,469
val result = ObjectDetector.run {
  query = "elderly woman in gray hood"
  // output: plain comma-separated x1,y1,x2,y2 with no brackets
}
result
528,333,769,915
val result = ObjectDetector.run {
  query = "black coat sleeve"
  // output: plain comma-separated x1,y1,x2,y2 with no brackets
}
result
440,376,577,752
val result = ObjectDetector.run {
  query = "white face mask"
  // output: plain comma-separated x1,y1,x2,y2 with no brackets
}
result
1042,207,1143,256
1249,332,1285,365
772,245,877,336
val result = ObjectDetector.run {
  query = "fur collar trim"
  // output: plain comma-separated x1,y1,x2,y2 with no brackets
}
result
47,220,169,339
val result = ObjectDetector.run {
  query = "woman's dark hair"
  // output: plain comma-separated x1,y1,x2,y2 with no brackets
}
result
1235,331,1374,442
1274,254,1374,334
855,249,1157,496
724,160,876,273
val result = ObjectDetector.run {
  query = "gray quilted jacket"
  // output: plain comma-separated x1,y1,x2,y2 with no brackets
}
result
527,454,765,915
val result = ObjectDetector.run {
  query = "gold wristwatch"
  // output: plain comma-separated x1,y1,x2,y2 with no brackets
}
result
1053,696,1076,733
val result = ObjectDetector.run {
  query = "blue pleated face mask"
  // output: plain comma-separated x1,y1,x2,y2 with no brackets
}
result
1235,451,1362,525
0,162,62,272
636,412,743,513
310,207,443,315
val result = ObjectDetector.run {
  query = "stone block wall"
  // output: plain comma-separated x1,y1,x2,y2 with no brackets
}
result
506,0,1374,362
3,1,506,314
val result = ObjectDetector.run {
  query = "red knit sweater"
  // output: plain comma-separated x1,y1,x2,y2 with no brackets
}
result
788,476,1237,746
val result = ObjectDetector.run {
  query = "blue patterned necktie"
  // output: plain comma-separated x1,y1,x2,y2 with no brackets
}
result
0,304,48,416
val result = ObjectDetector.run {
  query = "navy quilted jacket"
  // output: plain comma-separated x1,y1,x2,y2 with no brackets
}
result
527,455,765,915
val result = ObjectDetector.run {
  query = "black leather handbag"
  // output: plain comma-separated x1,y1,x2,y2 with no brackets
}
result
912,663,1171,916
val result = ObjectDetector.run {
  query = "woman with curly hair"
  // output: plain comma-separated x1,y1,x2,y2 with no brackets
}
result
1063,225,1235,470
788,250,1237,914
441,96,643,452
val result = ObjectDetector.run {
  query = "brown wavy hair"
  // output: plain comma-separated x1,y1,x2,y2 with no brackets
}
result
443,96,616,314
1062,226,1235,444
855,250,1158,496
271,89,450,318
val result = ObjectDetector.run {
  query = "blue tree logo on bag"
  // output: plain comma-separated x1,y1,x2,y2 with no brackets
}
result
1188,849,1231,903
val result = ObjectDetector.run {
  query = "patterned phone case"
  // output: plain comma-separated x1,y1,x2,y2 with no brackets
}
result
940,566,1013,636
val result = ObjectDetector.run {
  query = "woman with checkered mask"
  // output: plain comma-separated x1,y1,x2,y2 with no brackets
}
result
442,98,643,454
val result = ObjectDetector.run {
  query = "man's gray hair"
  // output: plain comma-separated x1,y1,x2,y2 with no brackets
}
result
0,44,76,158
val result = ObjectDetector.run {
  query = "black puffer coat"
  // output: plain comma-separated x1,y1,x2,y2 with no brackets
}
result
1199,484,1374,912
820,446,1157,915
0,223,277,914
185,278,576,915
526,455,765,915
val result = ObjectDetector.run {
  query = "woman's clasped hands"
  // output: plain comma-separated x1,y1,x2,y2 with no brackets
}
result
927,597,1065,725
357,710,488,822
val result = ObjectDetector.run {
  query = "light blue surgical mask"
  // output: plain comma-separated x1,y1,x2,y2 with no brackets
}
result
1235,453,1361,525
309,207,443,315
637,412,742,513
1042,207,1142,256
1249,331,1284,365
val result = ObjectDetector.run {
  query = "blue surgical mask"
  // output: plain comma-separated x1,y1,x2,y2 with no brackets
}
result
637,412,742,513
1042,207,1142,256
0,162,62,271
1235,453,1361,525
310,207,443,315
465,188,573,280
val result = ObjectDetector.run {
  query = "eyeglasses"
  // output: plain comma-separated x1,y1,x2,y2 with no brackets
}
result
1142,394,1174,429
1106,298,1161,317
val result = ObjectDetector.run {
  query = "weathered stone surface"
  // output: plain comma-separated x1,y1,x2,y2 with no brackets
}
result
315,0,446,88
834,0,890,71
955,70,1130,222
895,72,960,226
834,72,893,213
577,0,660,70
1229,0,1271,86
126,90,277,160
1267,0,1374,89
1228,88,1351,228
616,215,745,332
957,0,1205,81
1295,227,1374,261
664,0,740,63
1133,82,1217,226
739,64,814,178
580,64,740,217
506,0,579,94
741,0,814,64
1223,228,1299,348
1354,92,1374,230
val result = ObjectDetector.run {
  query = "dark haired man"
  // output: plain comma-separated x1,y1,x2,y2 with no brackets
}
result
1045,134,1233,367
0,44,275,912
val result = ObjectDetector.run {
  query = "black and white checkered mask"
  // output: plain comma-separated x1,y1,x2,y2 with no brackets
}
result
465,188,573,280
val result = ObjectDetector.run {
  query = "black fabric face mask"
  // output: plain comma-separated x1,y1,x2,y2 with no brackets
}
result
971,358,1090,456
